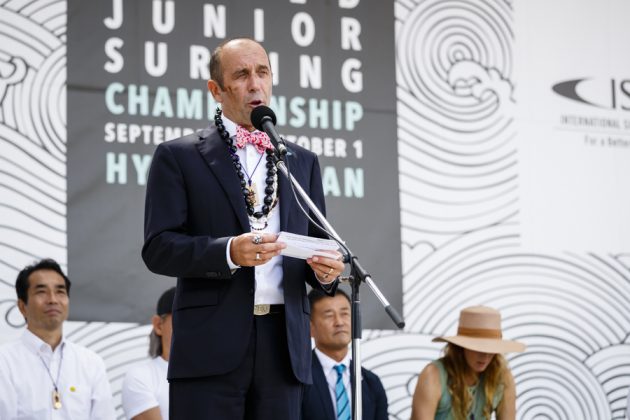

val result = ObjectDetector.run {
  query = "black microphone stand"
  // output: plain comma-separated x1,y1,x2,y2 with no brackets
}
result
271,141,405,420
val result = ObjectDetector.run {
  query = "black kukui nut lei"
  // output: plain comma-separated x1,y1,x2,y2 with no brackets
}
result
214,108,278,222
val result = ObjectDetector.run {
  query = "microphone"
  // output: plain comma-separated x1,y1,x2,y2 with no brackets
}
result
250,105,288,157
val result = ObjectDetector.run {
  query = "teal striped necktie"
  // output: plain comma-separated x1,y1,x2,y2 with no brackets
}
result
334,364,350,420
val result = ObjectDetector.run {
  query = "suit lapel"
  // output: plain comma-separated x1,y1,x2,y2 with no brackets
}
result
278,152,294,232
278,146,311,232
312,351,336,420
196,128,250,232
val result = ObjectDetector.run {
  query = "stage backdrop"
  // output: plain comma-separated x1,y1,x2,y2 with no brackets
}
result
1,0,630,419
66,0,402,326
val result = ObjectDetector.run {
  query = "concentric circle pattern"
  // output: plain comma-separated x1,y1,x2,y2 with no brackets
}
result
397,0,513,130
396,0,518,255
0,0,67,303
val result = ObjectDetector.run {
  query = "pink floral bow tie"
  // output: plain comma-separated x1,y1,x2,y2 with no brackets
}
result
235,126,273,153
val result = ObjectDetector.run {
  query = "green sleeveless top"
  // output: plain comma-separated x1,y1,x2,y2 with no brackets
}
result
433,359,504,420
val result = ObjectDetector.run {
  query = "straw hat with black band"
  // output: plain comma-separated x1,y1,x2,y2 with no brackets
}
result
433,306,526,354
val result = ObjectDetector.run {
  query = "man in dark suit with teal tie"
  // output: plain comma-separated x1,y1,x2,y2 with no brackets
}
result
142,38,345,419
302,289,389,420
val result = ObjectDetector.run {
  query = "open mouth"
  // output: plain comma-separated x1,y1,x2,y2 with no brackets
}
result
249,100,263,107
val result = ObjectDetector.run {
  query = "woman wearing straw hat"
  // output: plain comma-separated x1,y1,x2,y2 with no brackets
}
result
410,306,525,420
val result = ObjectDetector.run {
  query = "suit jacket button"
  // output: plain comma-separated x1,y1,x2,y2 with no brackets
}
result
249,288,254,295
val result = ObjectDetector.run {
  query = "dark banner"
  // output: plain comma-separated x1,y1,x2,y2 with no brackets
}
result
67,0,401,328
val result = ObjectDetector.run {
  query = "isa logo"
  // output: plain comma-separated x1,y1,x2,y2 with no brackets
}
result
552,78,630,110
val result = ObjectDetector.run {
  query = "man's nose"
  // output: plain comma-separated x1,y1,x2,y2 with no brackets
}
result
248,75,263,91
47,291,59,303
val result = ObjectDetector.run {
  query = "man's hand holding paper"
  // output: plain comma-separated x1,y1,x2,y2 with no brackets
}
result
277,232,345,284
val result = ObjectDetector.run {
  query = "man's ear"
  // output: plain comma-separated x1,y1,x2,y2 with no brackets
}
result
207,79,223,103
17,299,27,319
151,314,163,336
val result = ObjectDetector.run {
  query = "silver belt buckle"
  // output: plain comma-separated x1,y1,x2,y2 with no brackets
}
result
253,304,270,315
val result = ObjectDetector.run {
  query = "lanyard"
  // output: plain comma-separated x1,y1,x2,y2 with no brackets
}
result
39,345,64,410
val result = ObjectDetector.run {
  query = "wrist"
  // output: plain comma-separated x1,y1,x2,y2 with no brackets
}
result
316,273,337,285
226,237,241,269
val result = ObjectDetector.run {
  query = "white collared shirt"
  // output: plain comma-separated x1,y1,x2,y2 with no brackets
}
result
221,116,284,305
121,356,169,420
0,329,116,420
314,347,352,415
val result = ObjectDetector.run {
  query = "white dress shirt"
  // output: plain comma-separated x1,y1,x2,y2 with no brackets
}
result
121,356,169,420
0,329,116,420
221,116,284,305
314,347,352,415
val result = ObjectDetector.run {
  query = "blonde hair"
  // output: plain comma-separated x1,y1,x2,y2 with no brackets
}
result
442,343,507,420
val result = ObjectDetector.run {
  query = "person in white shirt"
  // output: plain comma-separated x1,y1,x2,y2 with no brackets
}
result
121,287,174,420
0,258,116,420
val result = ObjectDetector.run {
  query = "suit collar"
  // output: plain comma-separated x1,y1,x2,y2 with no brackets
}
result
312,350,336,420
278,160,291,231
312,350,372,418
277,146,303,231
195,127,250,232
314,347,351,375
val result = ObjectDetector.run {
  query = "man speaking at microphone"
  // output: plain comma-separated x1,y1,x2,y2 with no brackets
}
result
142,38,345,419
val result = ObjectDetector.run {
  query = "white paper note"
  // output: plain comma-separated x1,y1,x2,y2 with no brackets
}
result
277,231,339,260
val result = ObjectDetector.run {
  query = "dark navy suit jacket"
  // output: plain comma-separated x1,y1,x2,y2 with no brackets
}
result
142,126,335,384
302,350,389,420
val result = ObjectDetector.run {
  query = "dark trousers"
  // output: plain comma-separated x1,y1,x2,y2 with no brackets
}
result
169,311,303,420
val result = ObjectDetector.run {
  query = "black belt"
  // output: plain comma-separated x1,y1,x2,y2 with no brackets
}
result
253,304,284,315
